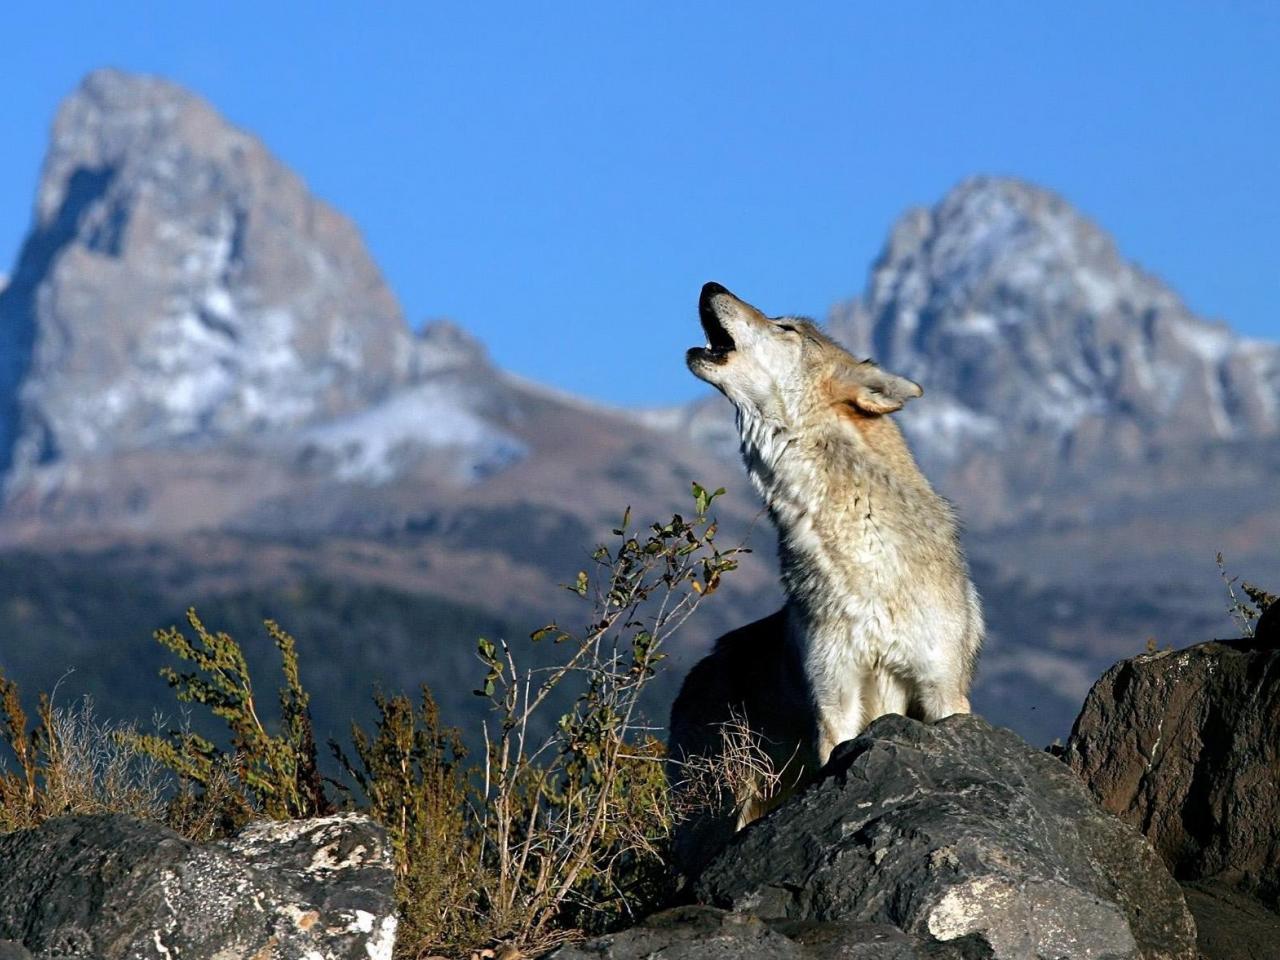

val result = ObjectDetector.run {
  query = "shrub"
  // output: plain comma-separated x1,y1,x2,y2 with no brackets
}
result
121,611,332,831
469,489,740,951
332,687,484,952
1216,552,1278,638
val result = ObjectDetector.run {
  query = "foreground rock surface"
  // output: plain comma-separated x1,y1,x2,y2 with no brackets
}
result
543,905,993,959
1064,639,1280,958
694,714,1196,960
0,812,396,960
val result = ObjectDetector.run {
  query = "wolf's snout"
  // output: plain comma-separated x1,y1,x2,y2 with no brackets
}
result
700,281,733,316
688,282,739,380
697,282,736,353
701,281,730,299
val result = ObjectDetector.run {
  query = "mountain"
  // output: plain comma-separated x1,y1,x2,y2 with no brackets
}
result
0,69,416,484
0,70,753,548
0,71,1274,750
830,177,1280,527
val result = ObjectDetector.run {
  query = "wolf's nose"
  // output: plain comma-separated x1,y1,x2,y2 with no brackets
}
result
701,281,730,305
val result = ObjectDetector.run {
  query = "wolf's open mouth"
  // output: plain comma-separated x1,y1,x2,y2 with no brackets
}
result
689,283,736,365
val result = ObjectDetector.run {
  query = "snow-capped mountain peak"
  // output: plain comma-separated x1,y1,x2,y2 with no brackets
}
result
0,69,528,496
830,176,1280,466
0,70,416,479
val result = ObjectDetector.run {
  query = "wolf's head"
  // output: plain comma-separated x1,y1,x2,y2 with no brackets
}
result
687,282,922,429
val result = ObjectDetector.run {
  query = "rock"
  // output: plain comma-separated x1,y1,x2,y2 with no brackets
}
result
0,942,33,960
1180,880,1280,960
541,905,993,960
0,812,396,960
1255,598,1278,646
770,918,994,959
542,907,805,960
1064,641,1280,902
694,714,1196,960
1064,641,1280,958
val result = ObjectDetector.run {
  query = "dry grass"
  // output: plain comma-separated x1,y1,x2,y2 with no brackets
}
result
0,680,169,832
668,709,789,830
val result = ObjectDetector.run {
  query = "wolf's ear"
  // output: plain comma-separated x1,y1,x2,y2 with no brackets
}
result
832,362,923,415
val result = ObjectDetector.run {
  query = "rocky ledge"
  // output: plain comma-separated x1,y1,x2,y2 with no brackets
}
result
1,637,1276,959
0,812,395,960
545,904,995,959
691,713,1195,960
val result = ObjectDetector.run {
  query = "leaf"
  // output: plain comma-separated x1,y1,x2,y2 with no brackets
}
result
691,481,709,516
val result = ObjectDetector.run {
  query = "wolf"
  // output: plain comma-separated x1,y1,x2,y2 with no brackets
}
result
668,282,982,866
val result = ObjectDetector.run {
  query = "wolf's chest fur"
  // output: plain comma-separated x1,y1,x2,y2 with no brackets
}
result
738,409,954,727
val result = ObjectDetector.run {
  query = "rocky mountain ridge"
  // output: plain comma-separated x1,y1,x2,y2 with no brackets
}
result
4,72,1277,538
2,70,402,461
842,177,1279,446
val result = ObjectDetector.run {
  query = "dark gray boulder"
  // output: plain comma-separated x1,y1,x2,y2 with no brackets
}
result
0,812,395,960
693,714,1196,960
1064,640,1280,958
542,905,993,959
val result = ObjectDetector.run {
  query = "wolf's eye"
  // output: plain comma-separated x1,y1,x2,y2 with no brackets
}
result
776,323,799,334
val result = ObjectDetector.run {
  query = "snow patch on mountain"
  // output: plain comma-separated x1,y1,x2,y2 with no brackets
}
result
297,383,527,485
903,397,1001,462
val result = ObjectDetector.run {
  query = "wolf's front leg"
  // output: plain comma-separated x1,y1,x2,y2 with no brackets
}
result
813,686,864,767
913,679,971,722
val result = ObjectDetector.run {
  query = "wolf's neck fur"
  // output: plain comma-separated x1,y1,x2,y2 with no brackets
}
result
735,403,944,633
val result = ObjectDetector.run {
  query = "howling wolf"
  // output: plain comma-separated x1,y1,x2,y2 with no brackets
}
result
669,282,983,865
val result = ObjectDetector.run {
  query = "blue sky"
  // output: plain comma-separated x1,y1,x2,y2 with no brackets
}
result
1,3,1277,405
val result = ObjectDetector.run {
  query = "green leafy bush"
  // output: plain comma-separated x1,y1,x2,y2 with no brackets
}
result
121,612,332,830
